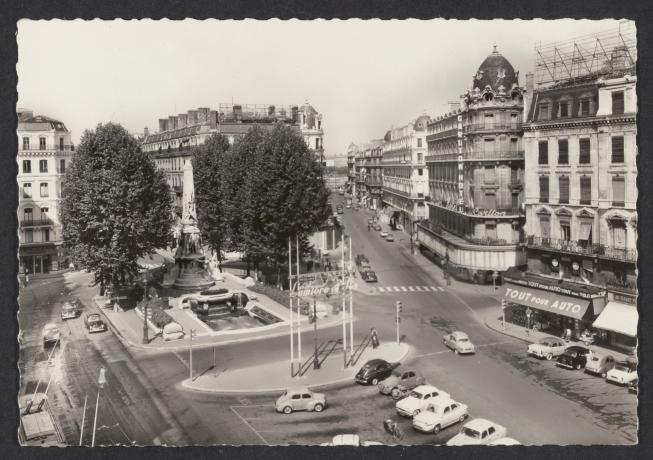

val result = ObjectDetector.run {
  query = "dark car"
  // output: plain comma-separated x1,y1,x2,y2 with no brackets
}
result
336,206,344,215
84,313,107,334
355,359,399,385
628,378,638,395
361,270,378,283
355,254,371,267
374,224,382,231
555,345,592,370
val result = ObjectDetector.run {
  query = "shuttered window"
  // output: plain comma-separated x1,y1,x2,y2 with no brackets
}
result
612,177,625,206
559,176,569,204
540,217,551,239
612,136,624,163
538,141,548,164
579,138,590,164
539,176,549,203
612,91,624,115
558,139,568,164
580,177,591,205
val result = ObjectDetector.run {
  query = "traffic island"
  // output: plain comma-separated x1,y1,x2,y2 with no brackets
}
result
181,342,412,395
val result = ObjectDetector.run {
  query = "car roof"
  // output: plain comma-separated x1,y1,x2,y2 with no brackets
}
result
365,359,387,366
451,331,469,338
540,336,561,343
428,397,456,408
332,434,359,445
413,384,440,393
43,323,58,329
286,386,311,393
464,418,497,431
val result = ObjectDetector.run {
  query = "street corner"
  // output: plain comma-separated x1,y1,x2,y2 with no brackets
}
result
483,309,534,345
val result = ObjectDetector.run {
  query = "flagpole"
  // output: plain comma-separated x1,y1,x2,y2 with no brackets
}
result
349,237,354,355
296,235,302,368
289,237,294,377
341,232,347,367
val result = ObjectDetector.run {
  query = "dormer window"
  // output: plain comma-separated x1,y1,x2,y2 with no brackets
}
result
559,101,570,118
538,102,551,120
578,93,594,117
484,92,494,102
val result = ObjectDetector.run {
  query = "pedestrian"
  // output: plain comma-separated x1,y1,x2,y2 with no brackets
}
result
371,327,379,349
25,271,29,287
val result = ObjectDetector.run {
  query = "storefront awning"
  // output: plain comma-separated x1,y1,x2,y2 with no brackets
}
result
592,301,638,337
501,284,591,320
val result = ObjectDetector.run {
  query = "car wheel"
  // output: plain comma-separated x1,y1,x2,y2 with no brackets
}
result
454,349,459,355
283,406,292,414
575,363,582,370
601,372,607,378
313,403,324,412
546,353,553,360
391,388,402,400
433,424,441,434
371,378,379,385
413,409,421,417
458,414,467,423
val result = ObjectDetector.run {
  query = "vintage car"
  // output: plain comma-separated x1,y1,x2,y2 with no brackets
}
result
412,398,469,434
374,224,382,231
584,353,616,378
361,270,378,283
355,254,371,267
320,434,383,446
42,323,61,345
385,234,395,242
555,345,592,370
606,362,638,386
443,331,476,355
60,301,80,320
446,418,508,446
395,385,451,418
378,369,426,397
628,378,638,395
380,231,389,238
527,336,566,360
355,359,399,385
84,313,107,333
489,437,522,446
275,387,326,414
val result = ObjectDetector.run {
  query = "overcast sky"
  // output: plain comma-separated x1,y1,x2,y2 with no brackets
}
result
17,19,625,157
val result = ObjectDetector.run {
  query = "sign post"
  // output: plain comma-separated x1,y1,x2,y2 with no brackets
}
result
395,301,403,345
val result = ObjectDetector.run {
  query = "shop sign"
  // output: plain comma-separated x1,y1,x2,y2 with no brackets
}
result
457,116,464,212
504,276,603,300
612,293,637,305
469,208,507,217
502,285,590,320
293,270,353,298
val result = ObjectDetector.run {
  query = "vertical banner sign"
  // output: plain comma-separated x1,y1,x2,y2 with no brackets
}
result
457,115,464,212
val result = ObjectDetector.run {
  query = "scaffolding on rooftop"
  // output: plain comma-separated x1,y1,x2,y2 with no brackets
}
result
534,20,637,88
217,103,299,123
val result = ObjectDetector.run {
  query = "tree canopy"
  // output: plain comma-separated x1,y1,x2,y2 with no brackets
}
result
60,123,173,289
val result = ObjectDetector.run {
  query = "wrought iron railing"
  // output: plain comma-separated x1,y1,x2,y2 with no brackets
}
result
527,236,637,262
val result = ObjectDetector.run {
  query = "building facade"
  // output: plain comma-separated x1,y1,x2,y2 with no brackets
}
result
382,116,430,233
346,143,359,195
501,31,637,353
17,109,74,276
142,102,324,218
363,140,384,210
418,47,527,283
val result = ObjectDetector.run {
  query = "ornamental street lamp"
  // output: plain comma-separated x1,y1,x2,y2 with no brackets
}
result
525,308,532,331
142,273,149,344
501,300,507,330
91,367,106,447
312,297,320,369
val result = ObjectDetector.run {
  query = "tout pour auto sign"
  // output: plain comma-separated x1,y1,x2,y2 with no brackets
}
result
501,284,591,320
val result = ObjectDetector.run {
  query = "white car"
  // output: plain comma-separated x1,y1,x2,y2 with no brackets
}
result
395,384,450,417
606,362,638,385
527,336,566,360
489,437,522,446
380,231,389,238
412,398,469,434
320,434,383,446
42,323,61,345
446,418,507,446
443,331,475,354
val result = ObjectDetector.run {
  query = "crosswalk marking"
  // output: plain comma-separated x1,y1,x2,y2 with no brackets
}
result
393,286,401,292
415,286,423,291
438,287,445,292
408,286,415,291
378,287,386,293
400,286,407,292
429,286,438,292
371,285,446,294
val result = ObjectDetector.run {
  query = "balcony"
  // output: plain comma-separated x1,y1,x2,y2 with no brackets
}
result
526,236,637,262
465,122,522,133
426,150,524,163
20,145,75,152
20,218,55,228
427,128,458,141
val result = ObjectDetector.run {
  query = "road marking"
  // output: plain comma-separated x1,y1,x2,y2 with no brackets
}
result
415,286,423,291
172,351,189,369
438,287,445,292
415,350,451,358
400,286,407,292
378,287,386,293
408,286,415,291
230,406,270,446
476,340,521,348
429,286,438,292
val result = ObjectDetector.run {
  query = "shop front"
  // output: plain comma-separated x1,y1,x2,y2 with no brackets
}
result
592,292,638,353
500,277,606,341
19,243,63,276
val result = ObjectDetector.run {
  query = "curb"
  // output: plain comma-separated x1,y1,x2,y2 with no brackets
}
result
483,312,536,345
180,344,414,395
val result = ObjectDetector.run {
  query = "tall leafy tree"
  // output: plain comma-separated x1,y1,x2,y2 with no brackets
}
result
60,123,173,290
193,133,231,269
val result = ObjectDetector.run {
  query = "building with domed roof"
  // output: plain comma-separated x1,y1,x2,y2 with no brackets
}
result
417,46,527,284
17,109,75,276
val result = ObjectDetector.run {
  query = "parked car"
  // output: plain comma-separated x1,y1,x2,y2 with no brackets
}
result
412,398,469,434
584,353,616,378
378,368,426,397
308,301,331,321
345,203,351,209
84,313,107,333
556,345,592,370
336,206,344,215
489,437,522,446
275,387,326,414
385,234,395,242
361,270,378,283
321,434,383,446
446,418,507,446
374,224,382,231
606,362,638,386
60,301,80,320
380,231,388,238
355,359,399,385
162,322,185,341
42,323,61,345
355,254,371,268
628,377,638,395
395,384,451,417
443,331,475,355
527,336,566,360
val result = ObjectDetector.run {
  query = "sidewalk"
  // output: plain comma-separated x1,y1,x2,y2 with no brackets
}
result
483,305,632,362
182,342,412,394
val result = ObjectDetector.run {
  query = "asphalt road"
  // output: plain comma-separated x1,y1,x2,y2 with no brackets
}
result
17,196,637,446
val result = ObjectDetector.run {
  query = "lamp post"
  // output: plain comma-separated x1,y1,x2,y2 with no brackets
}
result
312,297,320,369
501,300,507,330
91,367,106,447
526,308,532,331
142,273,149,344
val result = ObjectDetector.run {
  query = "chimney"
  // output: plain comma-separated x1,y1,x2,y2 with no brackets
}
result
291,106,299,122
168,115,178,130
233,105,243,121
448,101,460,112
198,107,209,123
187,110,198,125
144,126,149,137
178,113,188,128
268,105,276,117
158,118,168,132
209,110,219,128
523,72,535,124
525,72,534,94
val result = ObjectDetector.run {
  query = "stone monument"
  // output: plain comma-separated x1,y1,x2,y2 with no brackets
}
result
173,160,215,289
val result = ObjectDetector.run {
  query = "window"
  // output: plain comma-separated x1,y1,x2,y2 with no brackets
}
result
538,141,548,164
561,223,571,241
510,113,518,127
23,208,32,222
539,176,549,203
22,160,31,174
22,183,32,198
39,159,48,173
611,220,627,249
291,394,301,400
579,222,593,245
24,229,33,243
485,223,497,239
484,114,494,129
484,138,495,153
580,99,591,116
417,153,423,162
539,103,550,120
22,137,29,150
41,207,49,218
59,137,64,150
612,91,625,115
43,228,50,242
559,101,570,118
579,138,590,164
59,159,66,173
611,136,624,163
39,137,46,150
418,168,423,176
540,216,551,240
484,166,496,184
40,183,49,198
315,138,320,150
612,176,625,206
558,139,569,164
559,176,569,204
417,138,422,147
580,177,591,205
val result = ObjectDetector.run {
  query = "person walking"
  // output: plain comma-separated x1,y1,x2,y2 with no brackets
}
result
24,270,29,288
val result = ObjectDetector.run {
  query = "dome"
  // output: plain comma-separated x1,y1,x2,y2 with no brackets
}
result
472,45,518,92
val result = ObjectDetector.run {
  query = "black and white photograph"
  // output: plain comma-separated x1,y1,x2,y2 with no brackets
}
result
14,18,638,447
